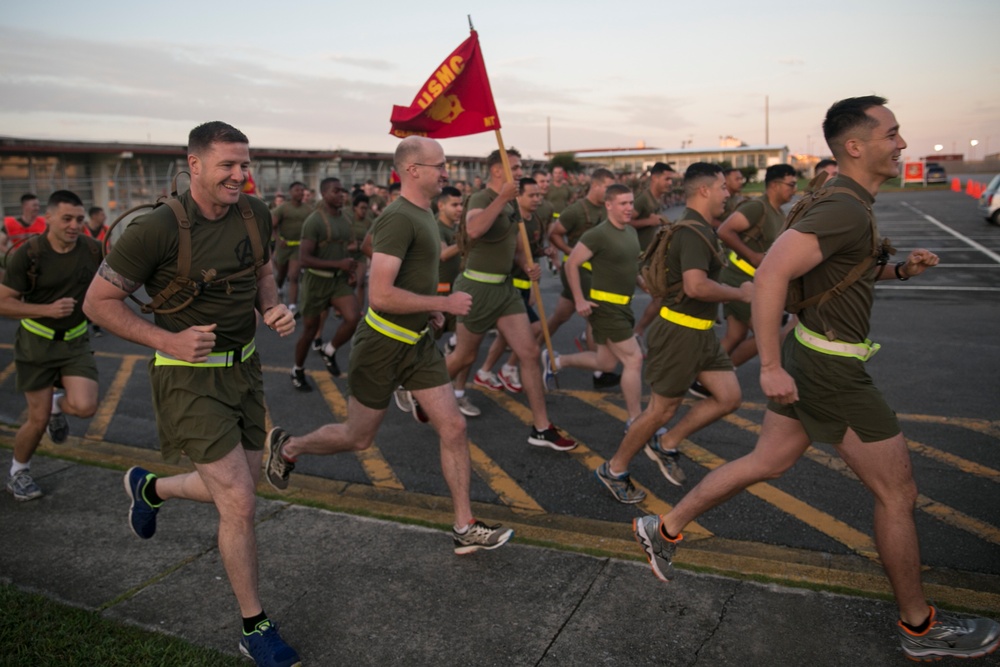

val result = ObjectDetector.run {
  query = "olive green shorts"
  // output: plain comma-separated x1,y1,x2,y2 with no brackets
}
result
453,274,525,334
275,242,300,267
148,353,265,465
767,335,900,444
299,270,354,318
14,326,98,393
588,302,635,345
719,266,753,324
347,321,451,410
559,264,592,301
644,317,732,398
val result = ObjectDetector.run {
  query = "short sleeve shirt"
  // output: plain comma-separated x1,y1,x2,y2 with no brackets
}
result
302,208,352,263
465,188,518,274
272,201,312,242
558,198,606,249
667,209,724,320
371,196,440,332
633,187,670,251
545,183,574,213
791,175,880,342
579,221,640,297
511,212,544,282
105,192,272,351
438,220,462,286
3,234,102,330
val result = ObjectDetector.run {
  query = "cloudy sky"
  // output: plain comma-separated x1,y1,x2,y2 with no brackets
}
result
2,0,998,161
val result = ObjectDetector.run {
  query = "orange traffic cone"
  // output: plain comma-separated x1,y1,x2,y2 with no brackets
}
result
966,180,976,196
951,178,961,192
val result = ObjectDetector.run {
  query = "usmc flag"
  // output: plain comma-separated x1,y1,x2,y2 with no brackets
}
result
389,30,500,139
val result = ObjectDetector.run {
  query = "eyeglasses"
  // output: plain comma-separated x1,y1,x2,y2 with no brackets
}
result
780,180,798,188
412,162,448,172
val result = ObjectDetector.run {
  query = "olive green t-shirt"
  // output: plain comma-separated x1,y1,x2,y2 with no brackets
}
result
558,198,606,250
438,220,462,286
2,234,102,331
465,188,518,275
719,197,786,284
511,212,544,282
345,209,370,261
667,209,724,321
535,199,555,231
633,187,670,251
302,207,352,263
578,221,640,297
370,196,440,332
106,191,271,351
723,194,747,219
272,201,312,242
545,183,574,213
791,175,880,343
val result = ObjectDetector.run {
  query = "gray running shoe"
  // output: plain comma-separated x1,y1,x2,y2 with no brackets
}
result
6,470,43,501
453,520,514,555
897,606,1000,661
455,395,481,417
393,387,413,413
595,462,646,504
644,439,686,486
633,514,682,582
265,427,294,491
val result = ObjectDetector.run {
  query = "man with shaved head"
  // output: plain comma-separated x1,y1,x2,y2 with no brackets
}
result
266,136,514,556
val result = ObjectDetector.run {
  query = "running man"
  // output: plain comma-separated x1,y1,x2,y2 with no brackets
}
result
632,96,1000,661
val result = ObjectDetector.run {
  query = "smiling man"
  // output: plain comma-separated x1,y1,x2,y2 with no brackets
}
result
632,96,1000,661
84,121,300,667
0,190,101,501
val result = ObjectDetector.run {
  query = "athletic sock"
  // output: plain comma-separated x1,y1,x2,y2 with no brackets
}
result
323,342,336,356
900,607,933,634
454,389,465,399
293,365,304,372
454,519,474,534
51,391,63,414
659,521,680,542
10,459,30,476
242,611,269,634
143,477,164,506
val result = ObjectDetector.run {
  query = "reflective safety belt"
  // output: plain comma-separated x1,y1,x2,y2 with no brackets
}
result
463,269,507,284
728,251,756,277
561,254,592,271
154,338,257,367
364,308,427,345
590,288,631,305
512,278,531,290
437,282,452,294
659,306,714,330
794,322,880,362
21,319,88,341
279,236,301,247
306,268,337,279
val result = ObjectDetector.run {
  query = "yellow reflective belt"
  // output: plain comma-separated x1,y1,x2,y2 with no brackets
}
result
463,269,506,284
561,254,592,271
306,268,337,279
728,250,756,277
794,323,880,362
279,236,301,247
659,307,714,330
512,278,531,290
21,319,88,341
437,282,452,294
590,289,631,305
154,338,257,367
364,308,425,345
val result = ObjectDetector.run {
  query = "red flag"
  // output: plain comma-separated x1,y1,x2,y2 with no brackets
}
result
389,30,500,139
242,170,257,195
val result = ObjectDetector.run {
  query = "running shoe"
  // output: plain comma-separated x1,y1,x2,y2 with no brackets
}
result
311,338,323,352
124,466,160,539
645,439,686,486
6,470,43,501
455,395,481,417
318,348,340,378
393,387,413,413
473,369,503,391
47,390,69,443
289,369,312,392
498,364,523,393
897,605,1000,661
265,427,294,491
633,514,682,582
453,519,514,555
528,424,576,452
411,397,430,423
595,462,646,504
239,619,302,667
92,325,103,338
444,336,457,356
688,380,712,399
593,372,621,389
540,349,558,389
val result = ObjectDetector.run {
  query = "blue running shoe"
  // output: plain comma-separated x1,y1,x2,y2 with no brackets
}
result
239,619,301,667
124,466,160,539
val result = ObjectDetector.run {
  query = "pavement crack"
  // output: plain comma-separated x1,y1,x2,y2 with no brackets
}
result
533,557,610,666
98,541,220,612
692,581,740,665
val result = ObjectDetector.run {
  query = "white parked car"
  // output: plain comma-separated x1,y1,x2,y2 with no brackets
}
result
980,174,1000,225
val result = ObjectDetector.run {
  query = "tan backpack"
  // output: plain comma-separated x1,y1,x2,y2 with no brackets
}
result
640,220,725,303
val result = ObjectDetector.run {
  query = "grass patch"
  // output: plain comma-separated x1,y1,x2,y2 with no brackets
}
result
0,584,245,667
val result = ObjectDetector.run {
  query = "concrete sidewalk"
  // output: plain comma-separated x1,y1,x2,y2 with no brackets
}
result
2,454,994,666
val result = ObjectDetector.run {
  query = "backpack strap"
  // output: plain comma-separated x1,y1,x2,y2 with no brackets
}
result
666,220,725,305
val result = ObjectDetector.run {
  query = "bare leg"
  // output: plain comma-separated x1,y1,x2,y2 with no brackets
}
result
608,393,683,473
282,397,385,458
412,383,472,527
13,387,53,465
658,370,741,450
286,257,302,307
497,312,549,430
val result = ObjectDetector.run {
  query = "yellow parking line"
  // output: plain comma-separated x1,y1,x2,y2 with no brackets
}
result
311,371,404,490
478,389,712,537
0,361,16,386
468,440,544,514
905,437,1000,483
83,355,140,442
